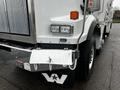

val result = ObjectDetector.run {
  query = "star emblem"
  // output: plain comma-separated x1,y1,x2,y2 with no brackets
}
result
52,75,57,80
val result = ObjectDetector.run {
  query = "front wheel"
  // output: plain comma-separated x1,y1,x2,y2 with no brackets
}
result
76,36,96,81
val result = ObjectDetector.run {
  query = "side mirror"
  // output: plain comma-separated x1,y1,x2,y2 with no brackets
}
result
87,0,100,12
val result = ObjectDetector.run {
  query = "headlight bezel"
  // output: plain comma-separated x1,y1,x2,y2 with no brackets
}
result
50,24,74,34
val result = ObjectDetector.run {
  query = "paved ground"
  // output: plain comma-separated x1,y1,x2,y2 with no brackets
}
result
0,23,120,90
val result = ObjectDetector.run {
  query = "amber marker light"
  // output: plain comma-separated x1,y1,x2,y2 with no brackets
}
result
70,11,79,20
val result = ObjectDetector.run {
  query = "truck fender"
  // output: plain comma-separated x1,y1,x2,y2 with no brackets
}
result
80,15,97,43
82,15,100,41
86,21,98,40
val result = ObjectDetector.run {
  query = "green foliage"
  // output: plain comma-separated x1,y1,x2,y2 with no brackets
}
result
113,19,120,23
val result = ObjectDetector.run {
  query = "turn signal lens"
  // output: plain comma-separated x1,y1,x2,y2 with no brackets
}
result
70,11,79,20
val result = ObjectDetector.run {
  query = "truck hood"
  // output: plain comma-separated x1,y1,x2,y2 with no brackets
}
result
34,0,84,44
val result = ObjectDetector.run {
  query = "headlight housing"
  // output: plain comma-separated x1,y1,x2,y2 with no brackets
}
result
50,25,73,34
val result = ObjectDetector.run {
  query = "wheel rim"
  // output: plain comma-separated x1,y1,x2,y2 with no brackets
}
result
89,46,95,70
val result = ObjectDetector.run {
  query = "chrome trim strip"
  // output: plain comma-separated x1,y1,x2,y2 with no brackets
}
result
0,43,32,52
27,0,36,41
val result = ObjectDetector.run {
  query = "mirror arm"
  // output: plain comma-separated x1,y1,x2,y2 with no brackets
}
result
80,5,91,14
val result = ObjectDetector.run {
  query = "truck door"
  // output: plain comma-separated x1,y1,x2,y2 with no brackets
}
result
6,0,29,35
0,0,9,33
104,0,113,33
0,0,36,44
106,0,113,23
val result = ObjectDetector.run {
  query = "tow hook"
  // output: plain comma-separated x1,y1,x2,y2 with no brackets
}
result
48,57,53,71
69,50,80,70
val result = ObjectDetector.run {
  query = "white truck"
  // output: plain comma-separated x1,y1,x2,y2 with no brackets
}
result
0,0,113,86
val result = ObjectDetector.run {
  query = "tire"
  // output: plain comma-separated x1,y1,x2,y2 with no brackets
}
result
104,23,112,38
103,26,107,40
76,36,96,81
96,39,104,56
106,31,110,37
110,23,112,29
103,26,110,39
106,23,112,37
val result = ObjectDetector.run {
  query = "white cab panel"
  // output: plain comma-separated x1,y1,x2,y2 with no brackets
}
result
34,0,85,44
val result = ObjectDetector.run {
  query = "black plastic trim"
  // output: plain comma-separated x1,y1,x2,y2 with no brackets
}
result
87,21,98,40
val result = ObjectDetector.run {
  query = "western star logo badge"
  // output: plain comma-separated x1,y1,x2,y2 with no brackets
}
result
42,73,68,84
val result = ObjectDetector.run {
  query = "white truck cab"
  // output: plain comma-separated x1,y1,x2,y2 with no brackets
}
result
0,0,113,86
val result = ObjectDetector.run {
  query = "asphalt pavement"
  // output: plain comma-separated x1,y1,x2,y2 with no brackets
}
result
0,23,120,90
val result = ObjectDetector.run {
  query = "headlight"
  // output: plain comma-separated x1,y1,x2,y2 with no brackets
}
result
50,25,60,33
50,25,73,34
60,26,72,34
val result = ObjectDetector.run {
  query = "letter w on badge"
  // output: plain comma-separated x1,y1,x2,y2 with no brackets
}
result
42,73,68,84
